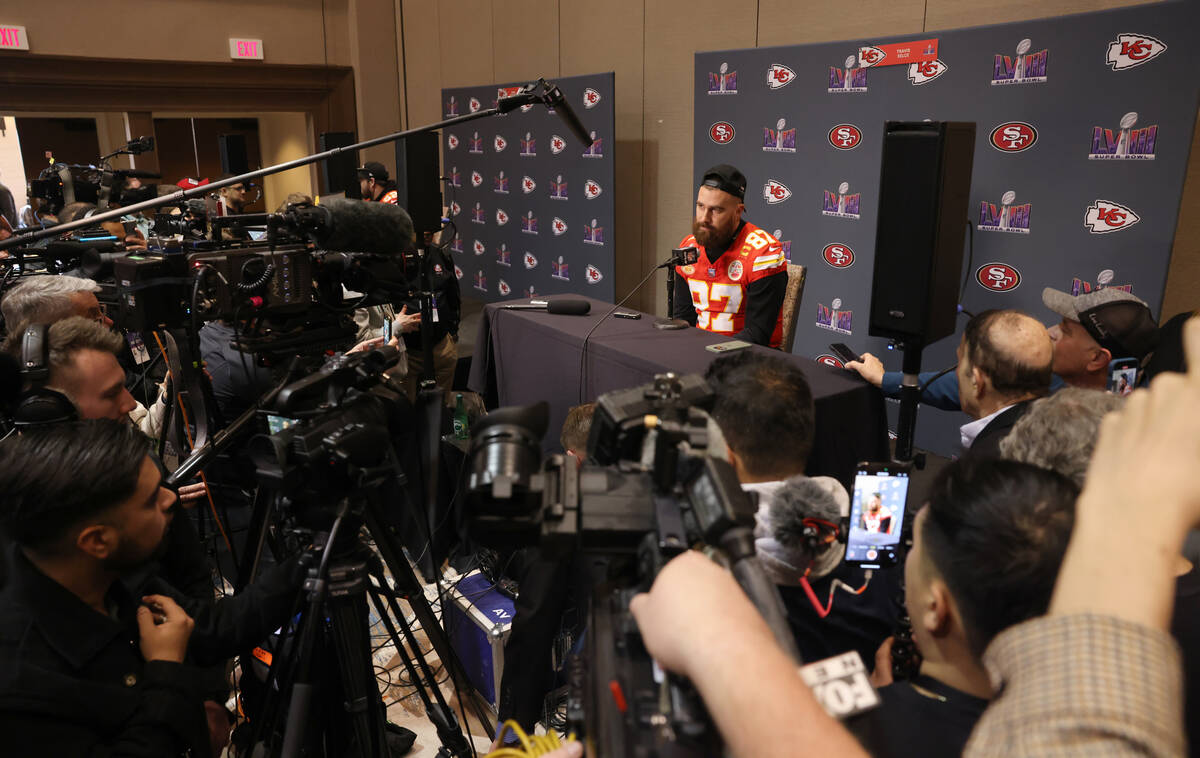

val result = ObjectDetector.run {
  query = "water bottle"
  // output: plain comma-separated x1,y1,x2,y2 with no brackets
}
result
453,393,469,440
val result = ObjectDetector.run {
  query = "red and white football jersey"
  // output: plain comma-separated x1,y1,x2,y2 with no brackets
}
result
676,222,787,347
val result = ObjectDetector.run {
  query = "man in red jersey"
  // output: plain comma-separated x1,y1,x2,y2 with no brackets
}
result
671,164,788,347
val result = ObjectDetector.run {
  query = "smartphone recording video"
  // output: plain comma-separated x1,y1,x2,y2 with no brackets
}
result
846,463,910,568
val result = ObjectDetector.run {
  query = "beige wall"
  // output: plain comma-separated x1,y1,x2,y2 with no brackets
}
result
2,0,1195,316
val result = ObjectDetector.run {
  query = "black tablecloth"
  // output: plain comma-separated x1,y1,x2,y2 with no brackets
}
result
467,296,888,486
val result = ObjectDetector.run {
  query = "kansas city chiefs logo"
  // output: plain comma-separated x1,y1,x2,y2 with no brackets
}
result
763,179,792,204
858,46,886,67
990,122,1038,152
976,263,1021,292
496,209,509,225
470,171,483,187
553,217,567,235
585,180,602,199
494,135,507,152
524,252,538,269
908,59,948,85
1107,33,1167,70
828,124,862,150
822,243,855,268
468,97,481,112
450,201,461,216
447,134,460,150
453,265,463,280
583,88,601,108
585,264,603,283
551,135,566,154
498,279,511,296
1084,199,1140,234
816,354,846,369
473,239,485,256
710,121,735,144
522,176,536,193
766,63,796,89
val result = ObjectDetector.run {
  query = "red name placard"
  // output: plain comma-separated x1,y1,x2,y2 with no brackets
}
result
858,39,938,68
0,25,29,51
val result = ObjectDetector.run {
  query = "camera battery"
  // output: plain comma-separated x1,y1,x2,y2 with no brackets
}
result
444,570,515,710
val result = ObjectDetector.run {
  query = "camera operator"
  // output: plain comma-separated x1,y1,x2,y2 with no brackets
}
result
705,351,899,666
0,419,305,757
847,458,1077,758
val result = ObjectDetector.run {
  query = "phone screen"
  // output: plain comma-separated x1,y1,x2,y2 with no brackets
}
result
381,319,393,342
846,465,909,568
1107,359,1138,396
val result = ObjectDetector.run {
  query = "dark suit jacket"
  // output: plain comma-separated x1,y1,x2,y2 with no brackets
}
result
968,401,1032,459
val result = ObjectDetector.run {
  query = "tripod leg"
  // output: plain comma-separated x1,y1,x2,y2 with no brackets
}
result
327,592,390,758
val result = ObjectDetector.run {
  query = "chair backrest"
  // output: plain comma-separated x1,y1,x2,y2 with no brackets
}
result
779,263,807,353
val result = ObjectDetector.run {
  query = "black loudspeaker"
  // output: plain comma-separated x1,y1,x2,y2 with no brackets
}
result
395,132,442,245
218,134,249,176
319,131,359,198
869,121,976,344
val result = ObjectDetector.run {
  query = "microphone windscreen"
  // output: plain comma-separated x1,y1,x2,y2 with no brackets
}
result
546,299,591,316
319,197,415,256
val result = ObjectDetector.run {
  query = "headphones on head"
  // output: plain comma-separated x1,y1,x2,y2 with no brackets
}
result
12,323,79,427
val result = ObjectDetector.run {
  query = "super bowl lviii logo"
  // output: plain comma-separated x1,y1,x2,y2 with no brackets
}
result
1107,33,1167,70
821,182,860,220
976,263,1021,292
978,191,1031,234
816,297,853,335
829,54,867,93
496,243,511,267
471,202,485,224
1090,112,1157,160
521,211,538,234
908,59,948,86
992,38,1048,85
763,179,792,204
1084,199,1140,234
772,229,792,261
550,175,568,200
552,256,570,281
493,171,509,194
473,270,487,293
444,96,459,117
583,131,603,158
584,219,604,246
762,118,796,153
766,63,796,89
1073,269,1132,296
708,62,737,95
468,132,483,154
520,132,536,157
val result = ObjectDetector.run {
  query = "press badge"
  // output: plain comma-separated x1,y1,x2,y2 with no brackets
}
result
127,331,151,365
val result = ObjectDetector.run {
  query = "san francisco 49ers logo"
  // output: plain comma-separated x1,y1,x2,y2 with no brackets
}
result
815,354,845,369
766,63,795,89
822,243,855,269
710,121,735,144
989,122,1038,152
976,263,1021,291
828,124,863,150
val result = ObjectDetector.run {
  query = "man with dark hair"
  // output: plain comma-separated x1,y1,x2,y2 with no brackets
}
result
848,457,1079,757
358,161,398,204
0,420,302,756
955,309,1053,457
560,402,596,461
672,165,788,347
706,351,899,667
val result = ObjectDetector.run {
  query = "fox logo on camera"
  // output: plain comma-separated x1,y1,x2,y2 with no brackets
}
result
766,63,796,89
1106,33,1167,70
989,122,1038,153
976,263,1021,292
1084,199,1140,234
764,179,792,204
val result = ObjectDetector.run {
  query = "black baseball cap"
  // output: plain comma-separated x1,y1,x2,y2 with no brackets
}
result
356,161,389,182
700,164,746,201
1042,287,1160,360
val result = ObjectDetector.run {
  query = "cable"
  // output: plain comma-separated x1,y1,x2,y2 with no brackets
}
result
576,261,665,404
486,720,576,758
799,569,873,619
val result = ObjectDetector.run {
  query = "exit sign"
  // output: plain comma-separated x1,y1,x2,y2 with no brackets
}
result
0,25,29,51
229,38,263,60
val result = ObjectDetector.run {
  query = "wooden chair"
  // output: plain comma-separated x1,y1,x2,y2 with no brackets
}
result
778,263,807,353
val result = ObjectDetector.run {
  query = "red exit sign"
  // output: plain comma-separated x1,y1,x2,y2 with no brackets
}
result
0,25,29,51
229,38,264,60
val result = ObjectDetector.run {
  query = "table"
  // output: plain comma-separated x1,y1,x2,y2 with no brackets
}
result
467,296,888,487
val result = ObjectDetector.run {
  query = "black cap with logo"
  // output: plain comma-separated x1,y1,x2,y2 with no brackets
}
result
356,161,390,182
1042,287,1160,360
700,164,747,201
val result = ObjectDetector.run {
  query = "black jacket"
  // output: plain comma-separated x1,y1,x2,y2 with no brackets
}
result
967,401,1032,459
0,548,302,757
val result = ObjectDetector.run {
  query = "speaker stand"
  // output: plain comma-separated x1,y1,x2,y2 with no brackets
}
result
894,341,925,466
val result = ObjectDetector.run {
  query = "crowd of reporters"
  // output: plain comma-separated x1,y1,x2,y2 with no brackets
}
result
1,167,1200,758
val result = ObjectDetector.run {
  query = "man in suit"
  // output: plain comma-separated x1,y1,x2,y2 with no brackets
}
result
955,309,1054,457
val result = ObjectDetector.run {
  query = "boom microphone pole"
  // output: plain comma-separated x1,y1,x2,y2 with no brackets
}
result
0,78,589,251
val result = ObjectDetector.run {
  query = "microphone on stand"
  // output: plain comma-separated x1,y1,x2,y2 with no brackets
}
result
656,246,701,330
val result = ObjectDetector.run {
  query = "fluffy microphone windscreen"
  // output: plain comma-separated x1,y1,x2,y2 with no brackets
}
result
319,197,415,256
546,299,591,315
